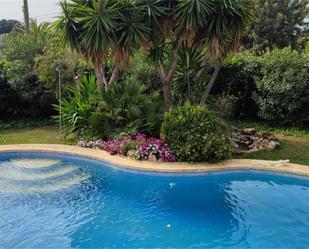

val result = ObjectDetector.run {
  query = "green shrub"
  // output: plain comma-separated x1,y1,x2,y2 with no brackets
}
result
161,104,233,162
127,50,161,92
254,48,309,125
91,80,164,138
212,52,260,119
0,118,53,129
209,94,238,118
0,61,20,118
57,75,163,139
121,141,138,156
0,29,57,118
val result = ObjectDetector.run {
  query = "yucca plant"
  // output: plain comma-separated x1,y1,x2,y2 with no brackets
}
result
172,46,206,104
55,0,148,89
141,0,255,107
53,74,100,136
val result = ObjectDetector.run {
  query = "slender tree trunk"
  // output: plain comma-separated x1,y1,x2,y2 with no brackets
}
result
200,64,221,105
157,63,172,109
156,47,179,109
94,62,120,90
94,62,107,90
23,0,30,33
108,67,119,85
193,56,208,83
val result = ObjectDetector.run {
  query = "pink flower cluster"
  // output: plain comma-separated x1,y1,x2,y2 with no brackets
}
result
78,133,177,162
103,136,133,155
133,133,177,162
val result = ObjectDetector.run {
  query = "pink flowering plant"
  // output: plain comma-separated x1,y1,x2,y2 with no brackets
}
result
78,133,177,162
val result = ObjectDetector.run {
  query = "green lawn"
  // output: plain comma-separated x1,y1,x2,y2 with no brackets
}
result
1,123,309,165
235,139,309,165
231,120,309,165
0,126,77,145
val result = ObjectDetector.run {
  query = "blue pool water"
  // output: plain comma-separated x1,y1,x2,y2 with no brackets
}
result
0,152,309,248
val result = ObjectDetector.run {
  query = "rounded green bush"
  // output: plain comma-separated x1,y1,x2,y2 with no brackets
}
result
254,48,309,125
161,104,233,162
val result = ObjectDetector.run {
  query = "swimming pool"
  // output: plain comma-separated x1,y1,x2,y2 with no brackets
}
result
0,152,309,248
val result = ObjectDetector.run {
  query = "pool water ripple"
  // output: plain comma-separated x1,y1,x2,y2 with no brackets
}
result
0,152,309,248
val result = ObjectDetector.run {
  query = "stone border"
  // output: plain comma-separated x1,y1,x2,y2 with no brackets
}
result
0,144,309,177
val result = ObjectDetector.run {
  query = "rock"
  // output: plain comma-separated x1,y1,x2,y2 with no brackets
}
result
148,154,158,161
232,128,280,153
268,140,280,150
243,128,256,134
127,150,135,158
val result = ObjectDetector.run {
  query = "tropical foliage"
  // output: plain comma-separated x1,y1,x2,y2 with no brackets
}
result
55,0,255,107
6,0,309,164
55,0,147,89
54,74,100,136
91,80,163,138
57,74,163,139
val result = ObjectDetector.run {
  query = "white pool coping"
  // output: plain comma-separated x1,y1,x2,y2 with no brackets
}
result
0,144,308,176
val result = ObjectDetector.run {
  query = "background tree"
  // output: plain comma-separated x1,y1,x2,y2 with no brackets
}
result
34,32,88,97
0,19,84,118
0,19,20,34
245,0,309,51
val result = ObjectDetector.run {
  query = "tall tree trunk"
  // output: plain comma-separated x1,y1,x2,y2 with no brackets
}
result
94,63,120,90
94,62,107,90
23,0,30,33
157,63,173,109
200,64,221,105
193,56,208,83
156,47,179,109
108,67,119,85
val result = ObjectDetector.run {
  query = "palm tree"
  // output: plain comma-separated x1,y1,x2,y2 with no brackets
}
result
191,0,255,104
55,0,115,90
142,0,255,107
23,0,30,33
55,0,146,90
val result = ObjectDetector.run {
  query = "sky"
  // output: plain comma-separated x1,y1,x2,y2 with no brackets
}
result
0,0,61,23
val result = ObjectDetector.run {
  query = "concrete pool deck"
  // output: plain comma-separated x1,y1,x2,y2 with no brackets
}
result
0,144,309,176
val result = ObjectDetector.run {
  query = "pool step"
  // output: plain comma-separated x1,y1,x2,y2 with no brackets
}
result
0,165,77,181
0,173,90,194
9,159,61,169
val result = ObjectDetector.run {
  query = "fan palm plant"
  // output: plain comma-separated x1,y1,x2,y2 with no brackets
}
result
92,80,163,137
